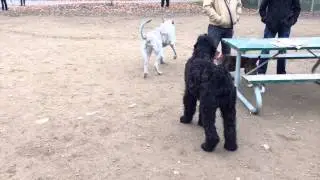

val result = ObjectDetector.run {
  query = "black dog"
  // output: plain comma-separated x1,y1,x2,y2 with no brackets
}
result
180,34,238,152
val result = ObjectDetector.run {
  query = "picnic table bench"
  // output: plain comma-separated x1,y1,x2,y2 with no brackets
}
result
222,37,320,115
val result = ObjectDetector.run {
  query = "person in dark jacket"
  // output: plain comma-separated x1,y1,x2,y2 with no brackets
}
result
258,0,301,75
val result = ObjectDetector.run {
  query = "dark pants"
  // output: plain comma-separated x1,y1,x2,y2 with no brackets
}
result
1,0,8,10
161,0,169,7
20,0,25,6
207,24,233,55
258,25,291,74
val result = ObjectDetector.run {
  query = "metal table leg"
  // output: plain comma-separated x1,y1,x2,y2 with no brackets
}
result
234,51,242,88
234,50,262,114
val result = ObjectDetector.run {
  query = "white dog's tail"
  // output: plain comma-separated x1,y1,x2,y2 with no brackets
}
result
139,19,152,40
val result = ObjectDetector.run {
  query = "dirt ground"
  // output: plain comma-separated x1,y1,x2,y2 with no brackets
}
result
0,14,319,180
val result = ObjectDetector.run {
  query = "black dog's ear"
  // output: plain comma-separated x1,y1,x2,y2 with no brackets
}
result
193,42,198,49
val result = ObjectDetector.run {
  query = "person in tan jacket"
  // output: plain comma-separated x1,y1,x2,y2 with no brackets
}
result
203,0,242,56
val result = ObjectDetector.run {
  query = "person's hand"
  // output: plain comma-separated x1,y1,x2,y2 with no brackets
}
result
210,15,222,24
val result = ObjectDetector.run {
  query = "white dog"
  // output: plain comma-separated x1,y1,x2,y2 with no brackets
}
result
139,18,177,78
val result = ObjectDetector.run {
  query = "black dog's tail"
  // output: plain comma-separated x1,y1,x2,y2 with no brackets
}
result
214,85,235,97
204,64,235,97
214,67,235,97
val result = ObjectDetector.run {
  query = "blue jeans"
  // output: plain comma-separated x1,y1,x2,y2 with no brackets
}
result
207,24,234,55
258,25,291,74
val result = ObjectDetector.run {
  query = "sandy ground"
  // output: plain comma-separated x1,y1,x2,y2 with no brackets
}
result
0,14,320,180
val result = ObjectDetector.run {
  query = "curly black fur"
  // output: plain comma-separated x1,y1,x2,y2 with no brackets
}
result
180,34,238,152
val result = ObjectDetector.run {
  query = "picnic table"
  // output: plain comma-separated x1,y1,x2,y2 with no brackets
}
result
222,37,320,115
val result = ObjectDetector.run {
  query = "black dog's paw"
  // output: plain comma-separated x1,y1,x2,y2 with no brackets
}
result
201,139,220,152
180,116,191,124
224,142,238,151
197,119,203,126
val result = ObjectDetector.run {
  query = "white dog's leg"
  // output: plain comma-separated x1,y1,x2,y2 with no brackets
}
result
154,49,163,75
170,44,177,59
159,49,166,64
141,44,151,78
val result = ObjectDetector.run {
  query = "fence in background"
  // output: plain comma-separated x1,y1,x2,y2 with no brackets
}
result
7,0,320,12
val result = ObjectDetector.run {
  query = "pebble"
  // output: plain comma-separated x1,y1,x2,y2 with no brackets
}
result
262,144,270,150
173,170,180,175
35,118,49,124
128,103,137,108
86,111,98,116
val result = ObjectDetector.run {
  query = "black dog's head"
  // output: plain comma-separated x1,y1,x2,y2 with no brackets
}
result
192,34,216,60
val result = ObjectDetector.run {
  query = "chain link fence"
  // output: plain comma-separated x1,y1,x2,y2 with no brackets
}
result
6,0,198,6
6,0,320,12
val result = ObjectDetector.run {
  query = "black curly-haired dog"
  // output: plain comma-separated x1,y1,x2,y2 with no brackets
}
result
180,34,238,152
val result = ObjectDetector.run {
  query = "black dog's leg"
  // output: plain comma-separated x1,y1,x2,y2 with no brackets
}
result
220,93,238,151
180,90,197,124
200,98,220,152
197,110,202,126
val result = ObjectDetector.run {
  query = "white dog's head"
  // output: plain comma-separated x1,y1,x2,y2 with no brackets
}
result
159,18,176,45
